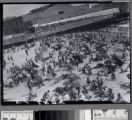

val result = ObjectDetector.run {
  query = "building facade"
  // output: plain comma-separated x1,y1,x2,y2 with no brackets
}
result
3,16,32,35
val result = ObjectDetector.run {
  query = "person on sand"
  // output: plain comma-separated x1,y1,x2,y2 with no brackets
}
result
10,56,14,62
82,85,89,95
112,54,124,73
97,78,103,89
78,90,85,101
25,48,28,56
63,92,70,101
75,60,79,69
27,79,32,91
106,88,114,101
47,64,52,74
111,72,116,81
41,90,50,102
115,93,125,103
86,76,91,85
41,64,45,75
8,56,10,61
28,91,37,101
54,93,62,104
70,87,78,101
3,59,6,69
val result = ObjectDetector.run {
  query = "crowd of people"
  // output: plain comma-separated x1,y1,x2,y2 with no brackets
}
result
3,20,130,104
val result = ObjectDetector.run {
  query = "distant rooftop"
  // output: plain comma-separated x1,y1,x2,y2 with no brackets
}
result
4,16,17,21
29,4,55,14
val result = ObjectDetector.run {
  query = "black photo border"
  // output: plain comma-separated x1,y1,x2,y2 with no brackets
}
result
1,1,131,105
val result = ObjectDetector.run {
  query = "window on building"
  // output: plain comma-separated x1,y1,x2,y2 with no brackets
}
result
10,118,16,120
59,11,64,15
79,8,84,10
3,118,8,120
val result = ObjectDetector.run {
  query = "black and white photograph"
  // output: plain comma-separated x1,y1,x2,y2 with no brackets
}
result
2,2,130,104
93,109,128,120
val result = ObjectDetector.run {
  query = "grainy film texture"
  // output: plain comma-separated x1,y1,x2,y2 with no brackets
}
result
2,2,130,104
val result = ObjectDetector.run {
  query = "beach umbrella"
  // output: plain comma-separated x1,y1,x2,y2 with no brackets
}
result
70,73,80,79
24,65,32,71
71,80,81,88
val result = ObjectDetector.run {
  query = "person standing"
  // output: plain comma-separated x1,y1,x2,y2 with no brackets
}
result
25,48,28,56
